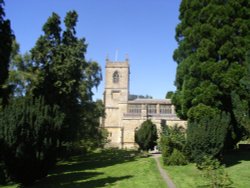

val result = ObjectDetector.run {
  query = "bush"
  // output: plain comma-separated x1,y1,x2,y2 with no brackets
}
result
160,125,187,165
135,120,158,151
167,149,188,165
198,156,233,187
186,106,230,164
0,97,64,186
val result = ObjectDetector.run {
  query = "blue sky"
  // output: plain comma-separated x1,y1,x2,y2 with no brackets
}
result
4,0,181,100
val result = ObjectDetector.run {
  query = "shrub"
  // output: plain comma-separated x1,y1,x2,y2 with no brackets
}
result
166,149,188,165
186,106,230,164
0,97,64,186
160,125,187,165
198,156,233,187
135,120,158,151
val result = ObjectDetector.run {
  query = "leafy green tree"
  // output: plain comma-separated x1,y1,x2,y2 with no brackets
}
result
0,97,64,186
165,91,174,99
0,0,13,107
173,0,250,149
79,100,107,150
30,11,101,143
135,120,158,151
7,41,37,97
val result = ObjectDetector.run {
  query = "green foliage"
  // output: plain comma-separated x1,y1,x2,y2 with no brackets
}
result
0,97,64,186
7,40,37,97
198,156,233,188
186,109,230,164
173,0,250,147
79,100,107,150
28,11,102,143
135,120,158,151
165,91,174,99
167,149,188,166
231,60,250,138
0,0,13,107
160,125,187,165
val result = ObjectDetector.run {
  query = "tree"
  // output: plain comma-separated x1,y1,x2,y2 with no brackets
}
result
0,97,64,186
231,54,250,138
30,11,102,143
173,0,250,149
135,120,158,151
165,91,174,99
0,0,13,107
7,40,37,97
79,100,107,150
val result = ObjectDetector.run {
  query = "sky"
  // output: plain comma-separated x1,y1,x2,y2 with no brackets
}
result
4,0,181,100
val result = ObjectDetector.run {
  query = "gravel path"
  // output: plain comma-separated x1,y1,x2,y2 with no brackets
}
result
152,153,176,188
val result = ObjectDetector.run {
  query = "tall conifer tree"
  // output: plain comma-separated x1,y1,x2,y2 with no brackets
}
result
173,0,250,151
30,11,101,143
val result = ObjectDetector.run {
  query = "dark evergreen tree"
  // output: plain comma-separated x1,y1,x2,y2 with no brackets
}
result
0,97,64,185
231,54,250,138
135,120,158,151
30,11,101,143
186,104,230,163
0,0,13,107
173,0,250,149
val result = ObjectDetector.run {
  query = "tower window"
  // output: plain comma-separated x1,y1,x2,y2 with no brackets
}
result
113,71,119,83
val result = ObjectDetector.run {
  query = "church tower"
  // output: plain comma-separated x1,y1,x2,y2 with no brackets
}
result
104,57,130,106
103,57,130,148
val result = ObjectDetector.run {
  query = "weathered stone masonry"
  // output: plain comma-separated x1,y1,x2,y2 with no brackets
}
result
101,58,186,149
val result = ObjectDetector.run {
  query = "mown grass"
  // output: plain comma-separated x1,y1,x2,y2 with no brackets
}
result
162,150,250,188
1,149,166,188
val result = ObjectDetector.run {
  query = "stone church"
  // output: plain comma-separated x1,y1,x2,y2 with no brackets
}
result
101,57,186,149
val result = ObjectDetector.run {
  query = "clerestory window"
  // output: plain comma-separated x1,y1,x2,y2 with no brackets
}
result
113,71,119,83
160,105,172,114
147,104,157,114
128,104,142,114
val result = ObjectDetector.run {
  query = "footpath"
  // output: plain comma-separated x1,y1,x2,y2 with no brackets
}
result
151,153,176,188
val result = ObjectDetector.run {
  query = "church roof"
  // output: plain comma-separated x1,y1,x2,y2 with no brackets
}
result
127,98,172,104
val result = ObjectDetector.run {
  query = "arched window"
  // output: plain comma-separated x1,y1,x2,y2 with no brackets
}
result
113,71,119,83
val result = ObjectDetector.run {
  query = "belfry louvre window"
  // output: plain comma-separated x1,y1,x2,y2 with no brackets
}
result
160,105,171,114
128,104,141,114
147,104,157,114
113,71,119,83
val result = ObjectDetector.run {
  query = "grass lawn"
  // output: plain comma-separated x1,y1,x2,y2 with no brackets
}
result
1,149,166,188
162,150,250,188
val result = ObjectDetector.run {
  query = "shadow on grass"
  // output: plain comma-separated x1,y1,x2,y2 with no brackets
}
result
26,149,138,188
76,175,132,188
222,150,250,167
51,149,140,175
28,171,102,188
29,174,133,188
